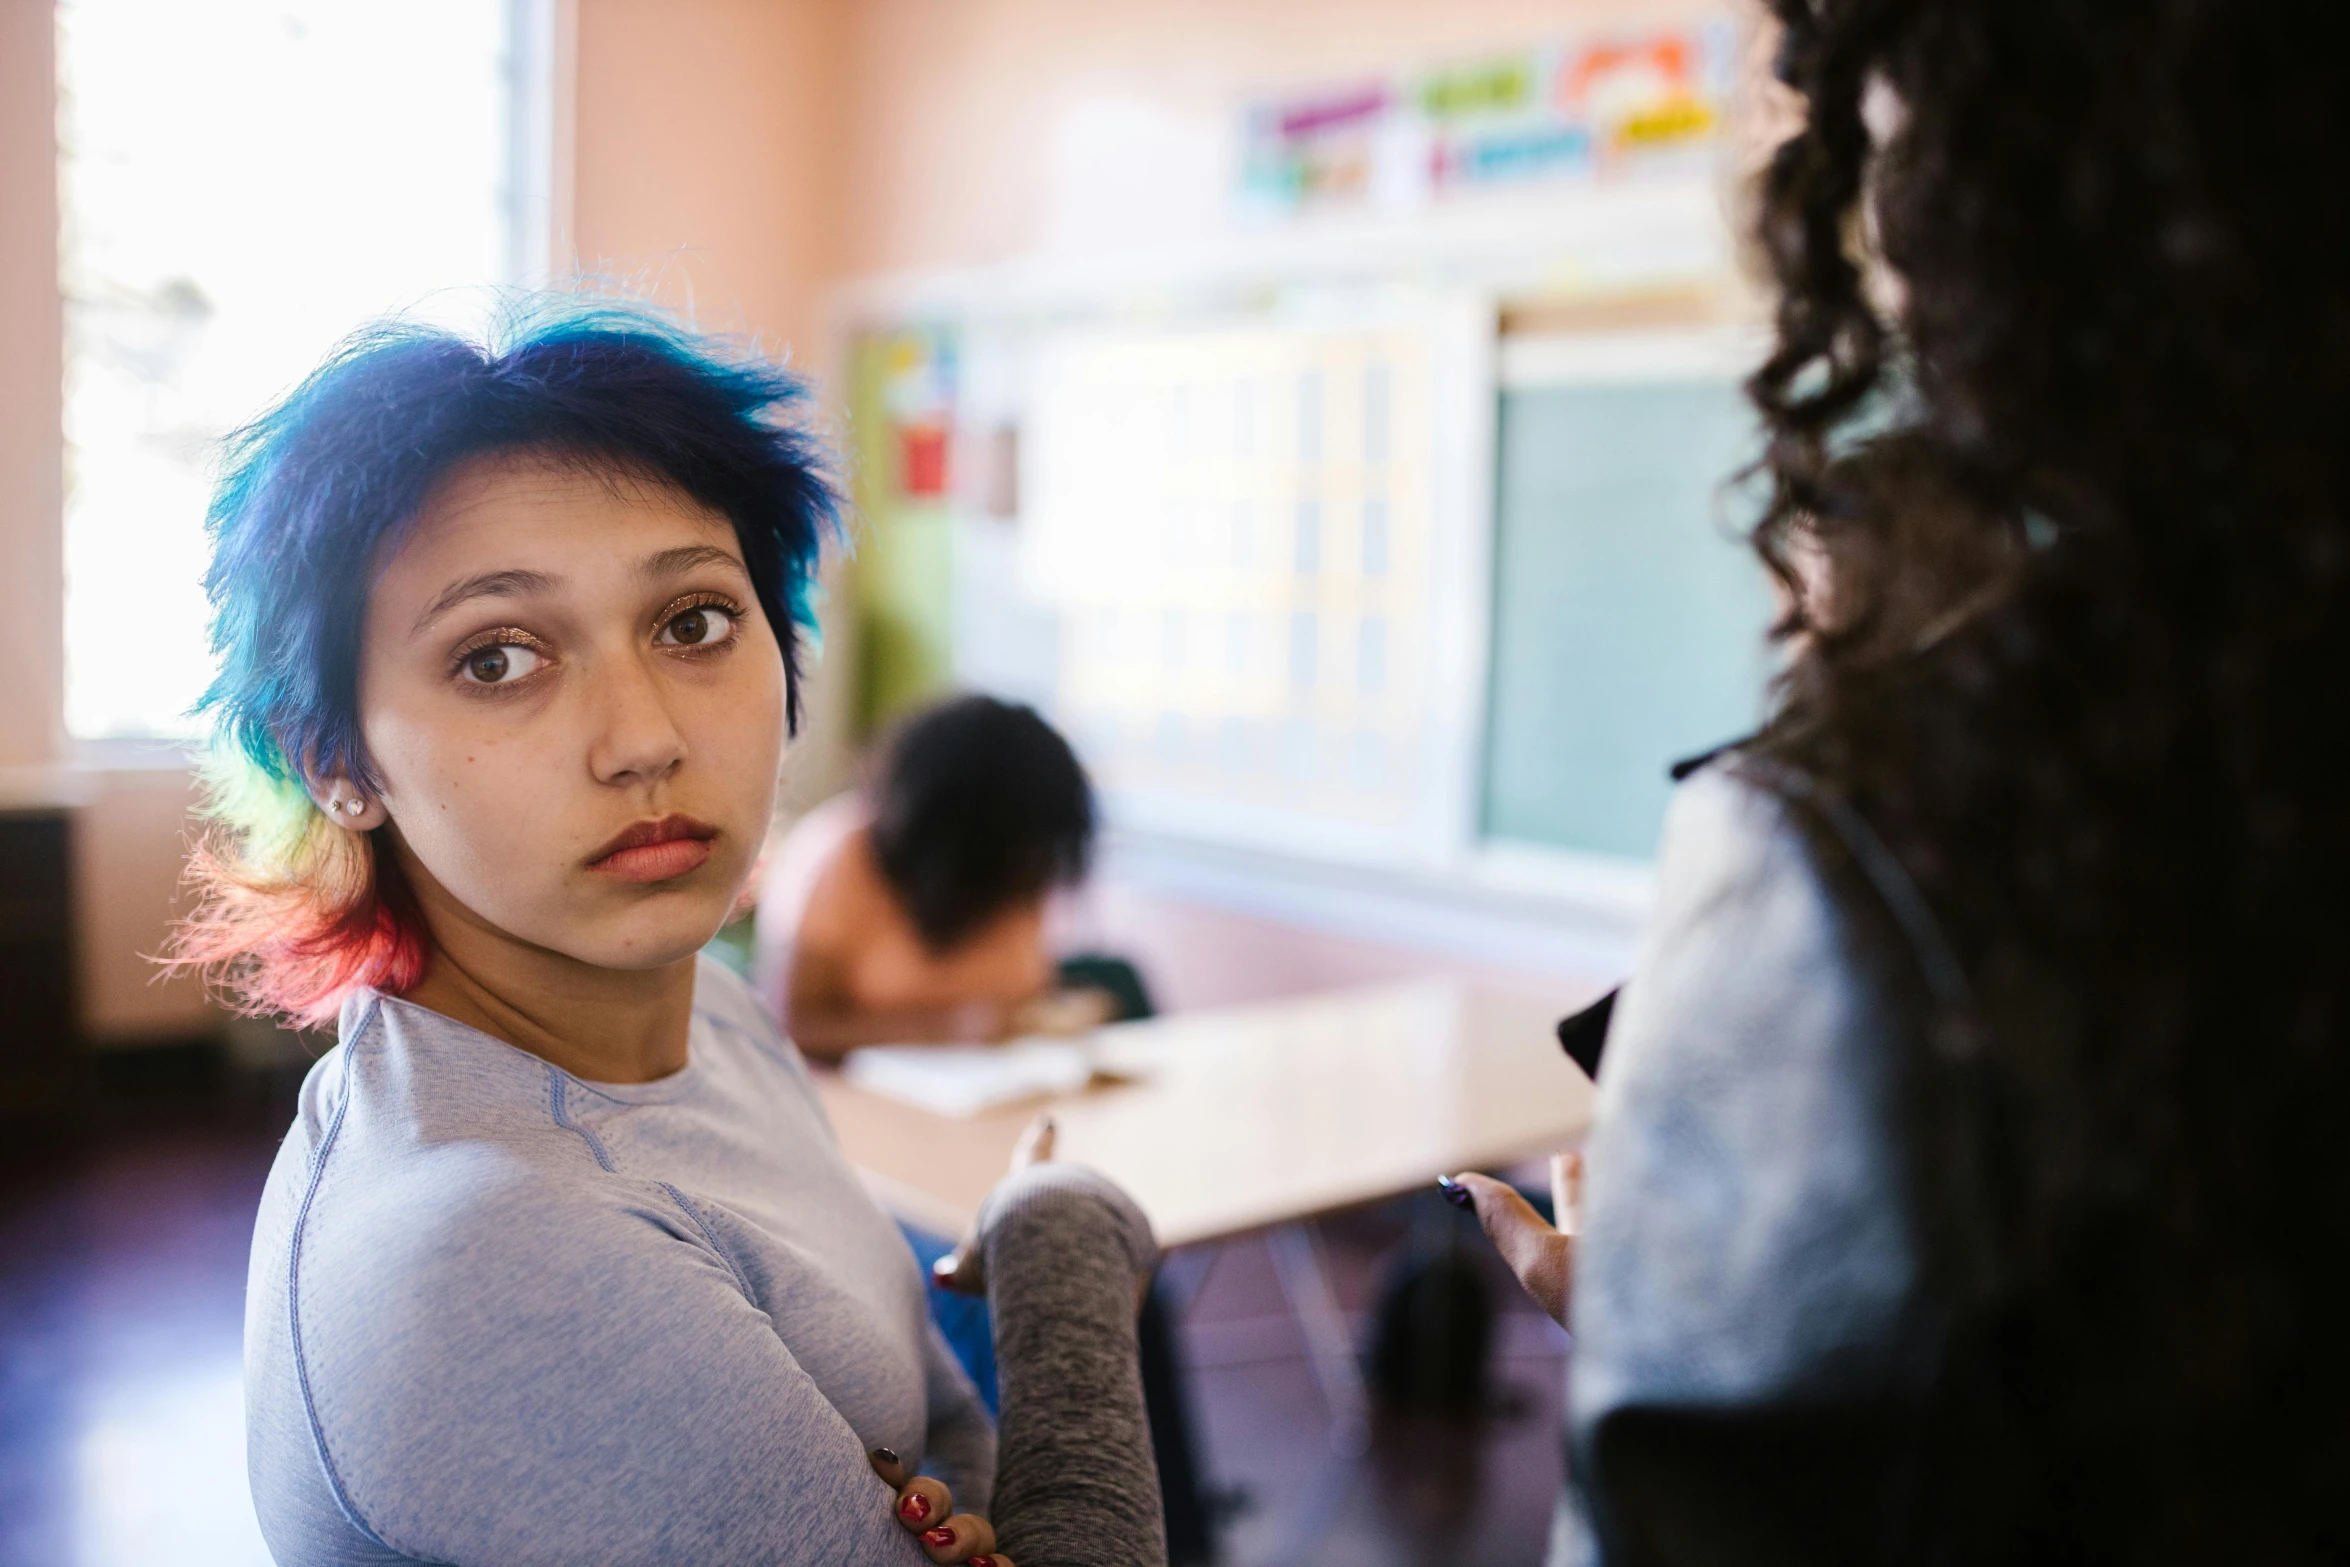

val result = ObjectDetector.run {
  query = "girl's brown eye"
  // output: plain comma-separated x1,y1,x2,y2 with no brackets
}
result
457,641,544,685
658,604,734,647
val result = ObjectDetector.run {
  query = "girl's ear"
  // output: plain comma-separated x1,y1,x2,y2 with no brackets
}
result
305,774,390,833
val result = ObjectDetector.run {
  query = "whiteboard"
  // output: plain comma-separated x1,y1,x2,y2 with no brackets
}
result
1480,338,1775,862
1021,298,1495,870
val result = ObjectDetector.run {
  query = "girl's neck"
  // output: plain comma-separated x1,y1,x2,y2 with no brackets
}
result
392,845,696,1085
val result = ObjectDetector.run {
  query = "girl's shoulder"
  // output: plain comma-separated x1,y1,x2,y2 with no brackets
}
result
692,952,815,1085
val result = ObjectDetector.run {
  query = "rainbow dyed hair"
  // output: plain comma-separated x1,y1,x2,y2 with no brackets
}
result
171,297,840,1026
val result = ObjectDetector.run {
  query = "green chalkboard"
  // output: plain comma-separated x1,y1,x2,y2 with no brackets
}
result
1480,378,1776,861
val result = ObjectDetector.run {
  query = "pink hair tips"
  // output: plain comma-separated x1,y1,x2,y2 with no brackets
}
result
165,747,429,1029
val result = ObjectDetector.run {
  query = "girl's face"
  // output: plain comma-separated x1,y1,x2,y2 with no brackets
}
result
356,453,786,973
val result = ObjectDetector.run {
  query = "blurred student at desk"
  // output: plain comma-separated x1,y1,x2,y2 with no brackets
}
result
753,693,1213,1558
753,694,1146,1059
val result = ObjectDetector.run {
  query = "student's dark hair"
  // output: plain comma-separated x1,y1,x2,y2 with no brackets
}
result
1749,1,2350,1559
867,695,1094,953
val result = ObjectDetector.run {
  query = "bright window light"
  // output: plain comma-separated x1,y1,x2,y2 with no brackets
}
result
57,0,542,740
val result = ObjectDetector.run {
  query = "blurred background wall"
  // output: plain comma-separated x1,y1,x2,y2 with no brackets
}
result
832,0,1723,275
1,0,1767,1059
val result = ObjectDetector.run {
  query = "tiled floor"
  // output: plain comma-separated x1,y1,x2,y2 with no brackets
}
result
1,1105,284,1567
1177,1212,1568,1567
0,1098,1565,1567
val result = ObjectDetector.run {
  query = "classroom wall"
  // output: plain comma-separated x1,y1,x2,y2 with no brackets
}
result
833,0,1733,278
571,0,847,364
0,0,64,781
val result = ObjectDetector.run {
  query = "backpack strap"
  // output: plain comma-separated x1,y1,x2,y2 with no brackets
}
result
1728,755,1983,1062
1725,754,2009,1305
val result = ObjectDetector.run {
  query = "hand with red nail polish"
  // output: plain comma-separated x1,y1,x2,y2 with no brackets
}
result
869,1450,1012,1566
913,1508,1000,1564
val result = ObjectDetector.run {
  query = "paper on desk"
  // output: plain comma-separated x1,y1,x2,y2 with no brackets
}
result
842,1039,1126,1119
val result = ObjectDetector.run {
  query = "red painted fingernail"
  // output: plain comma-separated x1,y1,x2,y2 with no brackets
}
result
968,1558,995,1566
899,1494,932,1523
920,1526,956,1547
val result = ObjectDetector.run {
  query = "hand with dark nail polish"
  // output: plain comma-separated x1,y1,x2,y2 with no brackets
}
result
1449,1162,1580,1328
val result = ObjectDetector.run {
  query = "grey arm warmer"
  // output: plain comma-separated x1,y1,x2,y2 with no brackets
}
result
974,1164,1168,1567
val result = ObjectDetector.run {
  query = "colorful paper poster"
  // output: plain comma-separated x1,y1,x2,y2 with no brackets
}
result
1239,19,1737,218
878,326,956,501
1238,82,1394,210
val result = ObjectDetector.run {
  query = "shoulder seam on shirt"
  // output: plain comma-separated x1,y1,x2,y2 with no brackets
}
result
546,1070,619,1172
657,1182,758,1299
1725,756,1977,1016
698,1004,802,1078
693,956,800,1071
287,995,402,1555
542,1067,757,1299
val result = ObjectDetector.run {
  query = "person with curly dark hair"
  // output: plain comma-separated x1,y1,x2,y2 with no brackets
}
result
1447,3,2350,1562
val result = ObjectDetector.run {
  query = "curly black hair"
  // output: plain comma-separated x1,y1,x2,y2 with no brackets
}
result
1748,2,2350,1560
867,695,1094,954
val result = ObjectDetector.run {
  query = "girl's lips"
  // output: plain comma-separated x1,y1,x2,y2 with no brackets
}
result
590,836,713,883
586,814,719,884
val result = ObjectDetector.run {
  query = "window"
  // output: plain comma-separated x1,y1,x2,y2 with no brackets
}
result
1021,306,1489,868
57,0,551,739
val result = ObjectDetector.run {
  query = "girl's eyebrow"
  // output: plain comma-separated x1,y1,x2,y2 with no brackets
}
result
411,568,560,636
640,543,747,581
409,546,743,637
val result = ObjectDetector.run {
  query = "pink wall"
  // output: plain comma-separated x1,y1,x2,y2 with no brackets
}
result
0,0,64,776
572,0,850,367
833,0,1732,277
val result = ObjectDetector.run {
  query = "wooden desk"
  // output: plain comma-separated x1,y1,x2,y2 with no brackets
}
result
814,978,1596,1248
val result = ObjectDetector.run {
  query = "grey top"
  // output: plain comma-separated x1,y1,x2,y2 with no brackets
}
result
1561,762,1940,1563
244,957,998,1566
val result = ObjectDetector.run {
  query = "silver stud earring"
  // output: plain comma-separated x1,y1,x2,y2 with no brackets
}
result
341,798,368,818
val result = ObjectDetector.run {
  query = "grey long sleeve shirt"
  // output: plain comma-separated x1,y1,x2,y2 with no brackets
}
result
244,957,995,1566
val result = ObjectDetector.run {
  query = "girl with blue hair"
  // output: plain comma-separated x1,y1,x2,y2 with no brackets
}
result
178,302,1164,1567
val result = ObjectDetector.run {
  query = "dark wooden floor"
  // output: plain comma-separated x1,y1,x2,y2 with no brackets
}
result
0,1083,1565,1567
